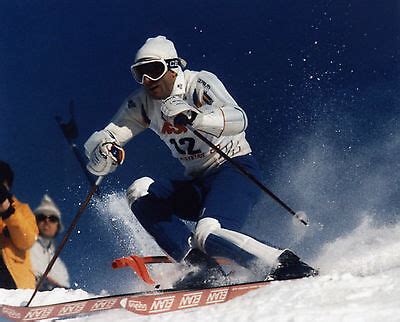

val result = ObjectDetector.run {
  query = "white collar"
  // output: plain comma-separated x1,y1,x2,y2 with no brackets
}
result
38,235,53,249
170,67,186,97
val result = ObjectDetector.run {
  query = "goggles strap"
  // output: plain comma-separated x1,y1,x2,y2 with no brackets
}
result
165,58,181,69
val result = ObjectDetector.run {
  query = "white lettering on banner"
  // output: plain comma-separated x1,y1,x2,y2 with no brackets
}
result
206,289,229,304
2,307,21,319
58,303,86,316
178,292,203,308
119,298,127,308
149,296,175,313
90,299,117,311
128,300,147,312
24,307,54,320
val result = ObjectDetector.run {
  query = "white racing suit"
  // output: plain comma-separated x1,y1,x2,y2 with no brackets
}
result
86,68,283,274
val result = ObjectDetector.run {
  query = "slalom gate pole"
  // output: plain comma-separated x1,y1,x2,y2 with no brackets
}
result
56,119,97,187
55,102,97,188
26,176,103,307
186,124,308,226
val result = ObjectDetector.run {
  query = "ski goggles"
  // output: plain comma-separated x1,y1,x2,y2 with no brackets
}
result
36,214,59,223
130,58,181,84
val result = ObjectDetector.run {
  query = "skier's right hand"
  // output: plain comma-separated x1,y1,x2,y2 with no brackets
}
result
84,130,125,176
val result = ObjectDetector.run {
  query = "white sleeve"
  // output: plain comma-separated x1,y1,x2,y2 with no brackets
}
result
30,242,47,279
106,91,150,145
84,90,149,156
191,71,247,137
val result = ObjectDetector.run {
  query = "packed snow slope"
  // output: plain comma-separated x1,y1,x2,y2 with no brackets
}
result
1,215,399,322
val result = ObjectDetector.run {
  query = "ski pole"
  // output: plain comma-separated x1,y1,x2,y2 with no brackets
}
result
26,176,103,307
185,124,308,226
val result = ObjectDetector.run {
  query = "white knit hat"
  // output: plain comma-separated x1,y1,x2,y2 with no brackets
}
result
34,194,64,232
134,35,187,68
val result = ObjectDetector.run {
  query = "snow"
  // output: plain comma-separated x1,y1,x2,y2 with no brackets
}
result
1,216,400,321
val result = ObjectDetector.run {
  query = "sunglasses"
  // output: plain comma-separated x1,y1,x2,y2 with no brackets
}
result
130,58,181,84
36,214,59,223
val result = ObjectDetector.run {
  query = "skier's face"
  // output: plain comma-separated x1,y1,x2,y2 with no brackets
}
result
36,214,59,238
142,70,177,99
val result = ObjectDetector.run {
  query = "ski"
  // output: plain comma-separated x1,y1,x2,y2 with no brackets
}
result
1,253,317,321
0,280,272,321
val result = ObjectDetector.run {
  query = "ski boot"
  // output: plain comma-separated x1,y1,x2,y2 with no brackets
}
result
267,249,319,281
173,249,229,290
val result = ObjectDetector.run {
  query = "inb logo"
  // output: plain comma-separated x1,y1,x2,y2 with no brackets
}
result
149,296,175,313
206,289,229,304
58,303,86,316
24,307,54,320
89,299,117,311
178,292,203,308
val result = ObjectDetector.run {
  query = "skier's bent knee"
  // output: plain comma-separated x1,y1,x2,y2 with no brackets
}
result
193,217,222,250
126,176,155,208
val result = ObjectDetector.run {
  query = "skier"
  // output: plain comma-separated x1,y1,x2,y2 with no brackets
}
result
84,36,317,287
30,194,70,290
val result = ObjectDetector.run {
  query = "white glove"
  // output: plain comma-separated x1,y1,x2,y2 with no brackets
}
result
161,96,199,120
84,130,125,176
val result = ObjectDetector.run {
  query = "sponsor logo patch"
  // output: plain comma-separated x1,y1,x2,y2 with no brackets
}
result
197,78,211,90
206,289,229,304
128,99,136,108
149,296,175,313
2,307,21,319
58,302,86,316
161,121,188,135
89,299,117,311
127,300,148,312
24,307,54,320
179,152,205,161
178,291,203,308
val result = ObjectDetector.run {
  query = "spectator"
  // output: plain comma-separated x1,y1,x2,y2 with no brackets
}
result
30,194,70,290
0,160,38,289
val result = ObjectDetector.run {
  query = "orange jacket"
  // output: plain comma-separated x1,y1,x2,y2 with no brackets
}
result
0,197,38,288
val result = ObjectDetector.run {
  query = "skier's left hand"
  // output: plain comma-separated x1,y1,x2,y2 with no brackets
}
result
161,96,199,126
87,141,125,176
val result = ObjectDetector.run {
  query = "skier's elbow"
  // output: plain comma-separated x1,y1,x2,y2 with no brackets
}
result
221,105,248,136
